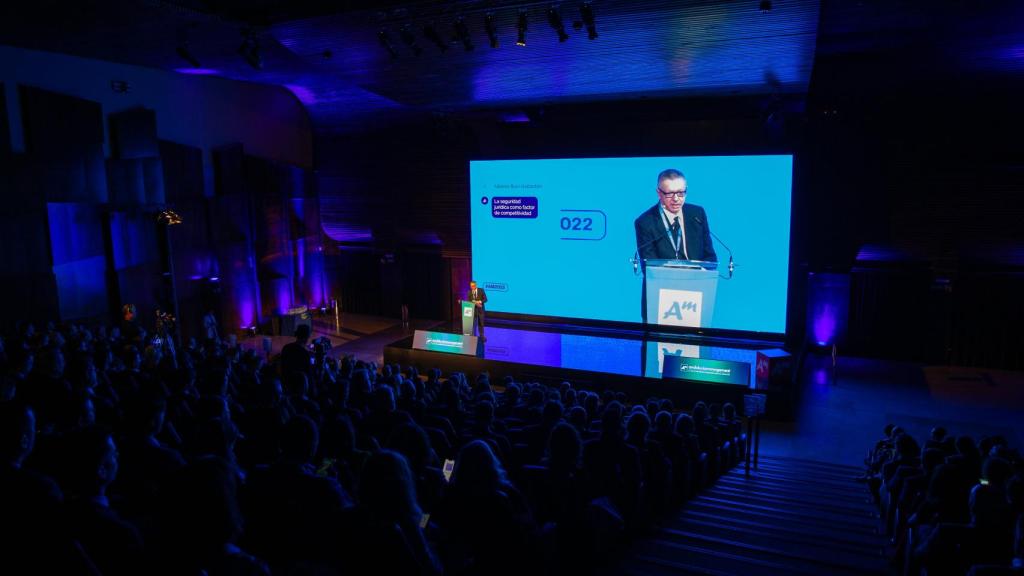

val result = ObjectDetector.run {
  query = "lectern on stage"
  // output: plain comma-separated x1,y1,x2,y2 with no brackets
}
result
644,259,720,328
460,300,477,336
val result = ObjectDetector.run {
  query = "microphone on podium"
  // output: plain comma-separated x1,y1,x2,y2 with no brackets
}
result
695,216,735,278
631,234,664,275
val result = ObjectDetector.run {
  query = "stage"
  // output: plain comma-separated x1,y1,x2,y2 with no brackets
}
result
384,322,793,412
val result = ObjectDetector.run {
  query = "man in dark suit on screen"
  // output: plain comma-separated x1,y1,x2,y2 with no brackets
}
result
634,168,717,321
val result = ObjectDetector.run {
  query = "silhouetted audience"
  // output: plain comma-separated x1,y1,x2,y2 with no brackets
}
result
0,319,751,575
860,422,1024,576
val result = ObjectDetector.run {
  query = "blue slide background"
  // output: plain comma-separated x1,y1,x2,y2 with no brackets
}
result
470,155,792,334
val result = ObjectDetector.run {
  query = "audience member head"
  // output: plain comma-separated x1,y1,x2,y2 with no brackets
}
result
121,345,141,372
280,415,318,465
9,347,34,378
65,426,119,499
472,379,491,399
563,388,577,407
547,422,582,471
319,415,357,461
567,405,588,434
388,423,436,472
350,369,372,404
162,456,245,563
527,387,545,407
675,413,695,436
584,393,599,422
541,400,564,426
654,410,673,434
370,385,396,414
957,436,981,461
476,391,496,406
435,386,459,415
981,456,1014,492
359,450,422,525
122,389,167,440
474,400,495,429
66,352,98,393
600,401,624,440
195,417,239,461
143,345,162,370
294,324,311,345
922,448,946,477
709,403,723,420
626,411,650,444
196,395,230,422
36,345,65,379
59,391,96,432
0,403,35,467
692,402,709,423
895,432,921,460
723,403,736,420
451,439,509,496
399,378,417,401
199,359,230,397
600,390,615,406
1006,475,1023,515
504,383,521,405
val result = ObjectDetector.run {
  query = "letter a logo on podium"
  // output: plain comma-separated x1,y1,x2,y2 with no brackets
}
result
657,289,703,327
464,308,474,317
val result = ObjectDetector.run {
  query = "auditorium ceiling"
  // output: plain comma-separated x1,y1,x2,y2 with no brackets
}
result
1,0,1022,132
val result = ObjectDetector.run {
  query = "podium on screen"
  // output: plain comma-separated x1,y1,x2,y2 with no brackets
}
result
644,259,720,329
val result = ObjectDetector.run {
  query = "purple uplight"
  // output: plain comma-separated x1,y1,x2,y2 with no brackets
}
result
285,84,318,105
235,291,257,329
174,68,221,75
806,272,850,348
812,305,837,346
276,281,292,315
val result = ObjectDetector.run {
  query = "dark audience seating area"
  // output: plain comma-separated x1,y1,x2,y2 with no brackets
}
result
0,320,750,576
865,424,1024,576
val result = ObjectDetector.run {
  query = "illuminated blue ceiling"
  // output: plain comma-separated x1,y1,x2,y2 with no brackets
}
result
272,0,820,111
4,0,1024,133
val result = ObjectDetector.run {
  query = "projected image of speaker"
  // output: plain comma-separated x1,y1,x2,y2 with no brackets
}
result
470,155,793,336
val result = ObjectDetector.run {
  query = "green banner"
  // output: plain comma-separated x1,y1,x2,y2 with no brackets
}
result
662,355,750,386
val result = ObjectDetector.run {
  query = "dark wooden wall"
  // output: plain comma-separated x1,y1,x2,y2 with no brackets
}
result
0,86,322,340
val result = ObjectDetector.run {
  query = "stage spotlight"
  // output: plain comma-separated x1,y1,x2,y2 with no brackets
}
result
484,13,499,48
238,30,262,70
157,209,183,226
580,3,598,40
399,25,422,56
377,29,399,59
547,7,569,42
423,23,448,52
516,10,528,46
760,0,772,13
454,17,474,51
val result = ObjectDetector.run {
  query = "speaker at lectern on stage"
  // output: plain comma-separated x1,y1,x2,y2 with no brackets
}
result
644,259,721,328
460,300,476,335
